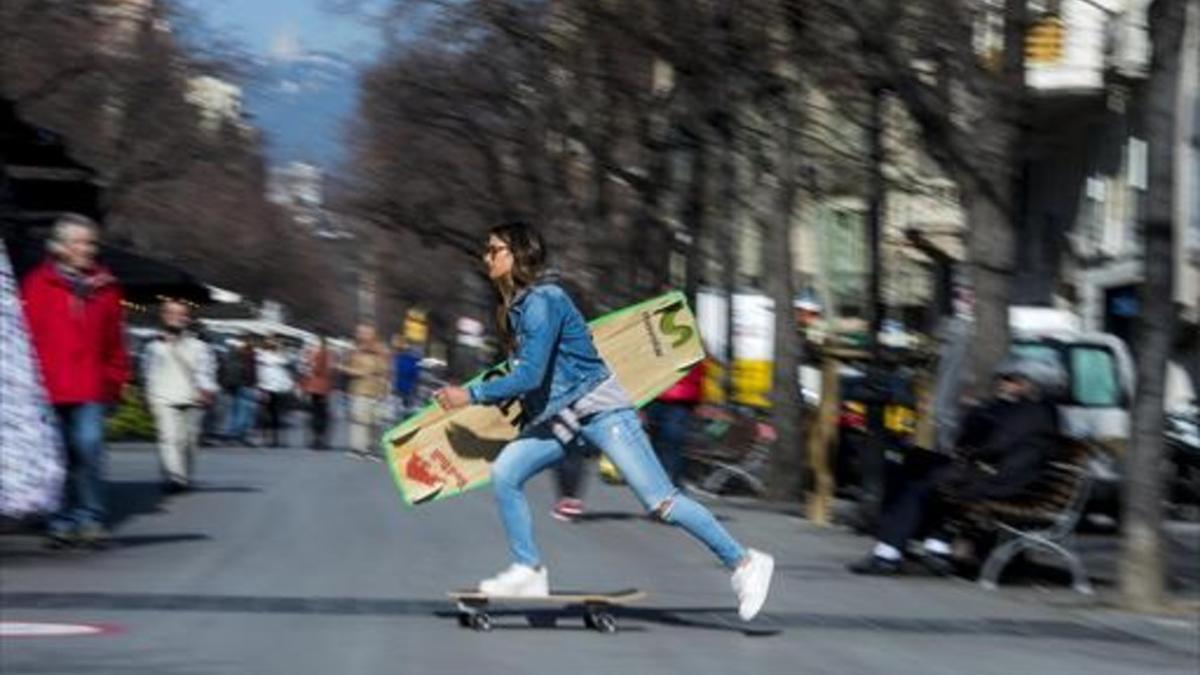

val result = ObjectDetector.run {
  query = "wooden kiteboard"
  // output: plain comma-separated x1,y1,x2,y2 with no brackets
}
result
382,290,704,506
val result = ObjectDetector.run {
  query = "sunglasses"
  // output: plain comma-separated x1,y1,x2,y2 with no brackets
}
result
482,243,509,259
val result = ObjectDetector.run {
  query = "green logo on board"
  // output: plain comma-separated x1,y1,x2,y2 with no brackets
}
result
655,304,694,349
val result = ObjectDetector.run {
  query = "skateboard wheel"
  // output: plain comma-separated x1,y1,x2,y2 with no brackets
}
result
585,612,617,633
592,613,617,633
457,613,471,628
470,614,492,632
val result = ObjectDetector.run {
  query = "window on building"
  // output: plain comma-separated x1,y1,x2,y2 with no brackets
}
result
819,205,867,317
1084,175,1106,254
1192,139,1200,253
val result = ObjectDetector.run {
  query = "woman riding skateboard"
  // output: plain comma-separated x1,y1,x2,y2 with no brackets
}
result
434,222,774,621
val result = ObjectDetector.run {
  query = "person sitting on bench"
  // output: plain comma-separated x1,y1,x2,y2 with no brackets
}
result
848,354,1065,576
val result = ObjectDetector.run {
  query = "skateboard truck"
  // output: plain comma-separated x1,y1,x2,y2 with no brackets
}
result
449,589,643,634
455,599,619,633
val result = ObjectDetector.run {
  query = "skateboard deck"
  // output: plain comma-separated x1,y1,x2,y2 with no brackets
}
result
383,291,704,506
448,589,646,632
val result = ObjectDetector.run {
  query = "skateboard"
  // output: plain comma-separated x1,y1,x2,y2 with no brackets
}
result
448,588,646,633
384,291,704,506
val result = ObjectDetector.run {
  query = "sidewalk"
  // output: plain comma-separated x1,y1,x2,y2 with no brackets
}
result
692,490,1200,658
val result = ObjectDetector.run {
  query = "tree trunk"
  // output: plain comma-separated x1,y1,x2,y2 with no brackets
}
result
683,134,709,306
858,86,888,527
1119,0,1188,612
963,180,1016,398
961,0,1026,395
718,127,739,404
716,1,739,405
764,95,806,501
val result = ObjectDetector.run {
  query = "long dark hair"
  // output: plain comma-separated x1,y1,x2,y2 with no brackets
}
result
489,221,547,353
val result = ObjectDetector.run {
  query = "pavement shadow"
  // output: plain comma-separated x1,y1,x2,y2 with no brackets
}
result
106,480,169,529
622,607,783,636
0,480,180,534
108,533,212,549
0,533,210,563
106,481,261,528
574,511,647,523
969,557,1110,591
435,606,781,636
774,562,853,582
185,484,262,495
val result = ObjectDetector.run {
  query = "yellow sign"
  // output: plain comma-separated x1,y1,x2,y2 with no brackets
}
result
403,309,428,345
1026,16,1065,65
703,358,773,408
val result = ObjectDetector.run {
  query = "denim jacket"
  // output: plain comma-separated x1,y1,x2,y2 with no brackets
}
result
467,281,611,429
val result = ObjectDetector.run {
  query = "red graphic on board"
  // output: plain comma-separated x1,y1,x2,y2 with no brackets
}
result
405,453,440,486
404,453,445,503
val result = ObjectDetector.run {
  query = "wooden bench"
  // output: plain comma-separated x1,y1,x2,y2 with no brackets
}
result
955,439,1096,594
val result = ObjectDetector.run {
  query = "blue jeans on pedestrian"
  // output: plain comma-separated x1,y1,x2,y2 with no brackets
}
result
48,403,107,533
225,386,258,440
491,408,746,569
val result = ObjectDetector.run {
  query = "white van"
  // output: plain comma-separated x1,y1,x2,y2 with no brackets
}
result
1008,307,1135,446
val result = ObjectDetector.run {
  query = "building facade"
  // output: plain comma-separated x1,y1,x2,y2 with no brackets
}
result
1015,0,1198,380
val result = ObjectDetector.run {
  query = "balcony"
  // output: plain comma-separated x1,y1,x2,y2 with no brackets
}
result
1024,0,1150,93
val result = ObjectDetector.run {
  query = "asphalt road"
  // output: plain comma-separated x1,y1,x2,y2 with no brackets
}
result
1,443,1196,675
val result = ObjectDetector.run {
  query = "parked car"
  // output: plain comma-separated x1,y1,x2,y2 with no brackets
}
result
1166,400,1200,513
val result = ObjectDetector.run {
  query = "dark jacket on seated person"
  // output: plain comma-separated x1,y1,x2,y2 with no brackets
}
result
946,398,1061,501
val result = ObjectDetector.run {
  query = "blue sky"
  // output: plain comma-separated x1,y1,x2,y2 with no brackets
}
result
193,0,382,61
186,0,389,168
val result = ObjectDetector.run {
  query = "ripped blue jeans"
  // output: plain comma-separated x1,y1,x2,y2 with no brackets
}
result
491,408,746,569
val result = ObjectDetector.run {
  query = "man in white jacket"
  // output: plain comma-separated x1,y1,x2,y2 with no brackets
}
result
143,300,216,493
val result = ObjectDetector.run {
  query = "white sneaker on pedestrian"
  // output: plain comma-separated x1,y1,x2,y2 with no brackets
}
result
478,563,550,597
731,549,774,621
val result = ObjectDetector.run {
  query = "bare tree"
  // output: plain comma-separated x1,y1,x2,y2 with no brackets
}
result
809,0,1028,393
2,0,349,330
1120,0,1190,612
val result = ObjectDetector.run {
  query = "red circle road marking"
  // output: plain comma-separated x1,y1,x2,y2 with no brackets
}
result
0,621,121,638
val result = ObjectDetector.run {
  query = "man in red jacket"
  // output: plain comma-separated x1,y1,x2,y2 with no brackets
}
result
20,214,130,546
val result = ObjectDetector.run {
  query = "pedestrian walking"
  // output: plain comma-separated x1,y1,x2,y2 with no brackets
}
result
143,300,217,493
256,335,294,448
549,439,590,522
646,361,705,487
391,335,422,413
195,327,224,446
434,222,774,620
19,214,131,546
340,325,390,459
301,336,334,449
220,336,259,446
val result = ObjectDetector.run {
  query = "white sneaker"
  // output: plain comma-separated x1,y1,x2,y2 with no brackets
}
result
731,549,774,621
478,563,550,597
